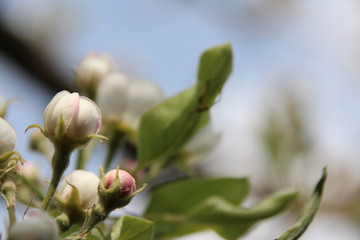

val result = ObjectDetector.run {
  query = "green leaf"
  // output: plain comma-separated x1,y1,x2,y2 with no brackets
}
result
138,43,233,167
85,234,101,240
276,167,327,240
144,178,297,240
109,215,154,240
197,42,233,104
146,178,249,214
189,188,298,223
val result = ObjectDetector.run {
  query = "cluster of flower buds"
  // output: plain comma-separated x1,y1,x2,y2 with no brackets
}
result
26,90,105,211
74,54,164,170
74,54,164,132
73,168,143,236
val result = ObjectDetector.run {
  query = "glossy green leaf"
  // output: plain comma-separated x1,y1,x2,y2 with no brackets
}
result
110,215,154,240
276,167,327,240
138,43,232,166
144,178,297,240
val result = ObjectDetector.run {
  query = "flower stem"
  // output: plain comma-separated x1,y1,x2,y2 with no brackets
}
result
7,204,16,228
41,145,71,211
1,181,17,230
76,203,108,237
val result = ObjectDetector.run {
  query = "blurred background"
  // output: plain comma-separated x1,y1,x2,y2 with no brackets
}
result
1,0,360,239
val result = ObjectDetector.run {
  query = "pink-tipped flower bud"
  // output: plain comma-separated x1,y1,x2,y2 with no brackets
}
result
97,169,138,212
44,90,102,144
103,169,136,198
8,211,59,240
58,170,100,209
0,118,16,155
79,169,143,234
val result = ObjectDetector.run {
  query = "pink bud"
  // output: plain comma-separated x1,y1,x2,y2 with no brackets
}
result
103,169,136,198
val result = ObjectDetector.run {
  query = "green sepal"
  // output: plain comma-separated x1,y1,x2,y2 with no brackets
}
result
0,150,23,170
97,169,144,213
54,182,82,210
54,183,87,232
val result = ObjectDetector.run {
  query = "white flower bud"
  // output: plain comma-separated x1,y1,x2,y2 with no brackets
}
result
122,79,164,129
96,72,130,120
58,170,100,209
8,211,59,240
44,91,102,143
74,53,114,88
0,117,16,155
96,75,163,129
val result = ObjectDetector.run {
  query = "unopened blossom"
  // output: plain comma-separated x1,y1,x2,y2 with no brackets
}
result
96,72,130,120
0,117,16,155
122,79,164,129
103,169,136,198
8,211,59,240
97,76,163,129
44,90,102,143
74,53,114,98
58,170,100,209
78,169,140,236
